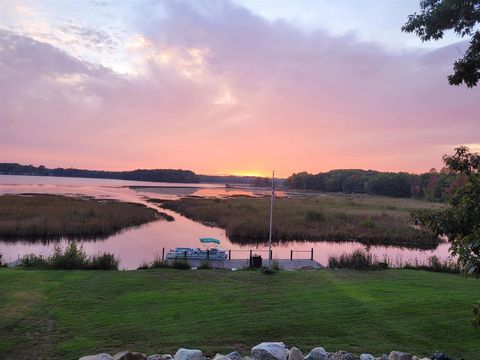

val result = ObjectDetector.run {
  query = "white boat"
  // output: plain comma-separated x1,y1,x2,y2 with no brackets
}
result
166,238,228,260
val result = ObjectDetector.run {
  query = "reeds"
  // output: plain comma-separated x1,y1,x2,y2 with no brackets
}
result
0,194,161,239
161,196,441,247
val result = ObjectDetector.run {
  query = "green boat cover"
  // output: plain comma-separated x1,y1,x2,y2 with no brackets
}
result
199,237,221,244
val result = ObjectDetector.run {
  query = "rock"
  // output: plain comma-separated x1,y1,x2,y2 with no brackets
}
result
288,347,304,360
431,353,453,360
305,347,328,360
388,352,412,360
80,354,113,360
161,355,173,360
174,349,204,360
226,352,242,360
360,355,375,360
147,356,162,360
252,342,289,360
113,352,147,360
213,355,231,360
328,351,357,360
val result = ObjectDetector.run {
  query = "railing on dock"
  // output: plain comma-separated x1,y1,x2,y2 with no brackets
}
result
160,247,314,261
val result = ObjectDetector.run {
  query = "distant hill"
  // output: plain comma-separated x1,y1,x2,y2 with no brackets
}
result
0,163,275,185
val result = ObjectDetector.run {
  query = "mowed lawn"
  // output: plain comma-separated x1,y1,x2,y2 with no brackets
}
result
1,269,479,360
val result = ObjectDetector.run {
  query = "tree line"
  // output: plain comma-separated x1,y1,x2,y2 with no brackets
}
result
284,169,466,201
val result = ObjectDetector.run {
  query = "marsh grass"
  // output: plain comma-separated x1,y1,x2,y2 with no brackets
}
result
161,195,443,247
0,194,161,239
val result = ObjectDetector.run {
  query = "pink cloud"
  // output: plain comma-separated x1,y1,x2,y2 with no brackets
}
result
0,1,479,177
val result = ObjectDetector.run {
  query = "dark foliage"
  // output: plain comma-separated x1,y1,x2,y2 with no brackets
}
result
403,0,480,87
285,169,461,201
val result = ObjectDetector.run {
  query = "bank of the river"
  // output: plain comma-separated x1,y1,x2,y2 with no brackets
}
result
0,194,166,239
0,269,478,359
157,195,442,247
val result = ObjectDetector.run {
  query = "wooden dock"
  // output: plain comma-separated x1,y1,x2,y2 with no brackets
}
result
170,258,323,270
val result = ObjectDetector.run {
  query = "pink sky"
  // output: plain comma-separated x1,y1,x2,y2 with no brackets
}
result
0,1,479,178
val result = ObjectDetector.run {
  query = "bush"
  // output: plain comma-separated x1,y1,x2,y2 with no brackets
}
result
20,254,49,268
18,242,119,270
50,242,88,269
328,250,379,270
172,259,190,270
473,301,480,329
272,259,281,271
150,256,170,269
90,253,119,270
198,261,212,270
261,266,277,275
401,255,460,273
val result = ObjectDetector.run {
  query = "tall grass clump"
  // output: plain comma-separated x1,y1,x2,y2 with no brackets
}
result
400,256,460,274
18,242,119,270
328,250,380,270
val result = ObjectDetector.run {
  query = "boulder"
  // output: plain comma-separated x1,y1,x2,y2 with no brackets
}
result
80,354,113,360
113,352,147,360
251,342,289,360
213,355,231,360
288,347,304,360
388,352,412,360
329,351,357,360
360,355,374,360
147,356,162,360
305,347,328,360
226,352,242,360
431,353,452,360
161,355,174,360
174,349,204,360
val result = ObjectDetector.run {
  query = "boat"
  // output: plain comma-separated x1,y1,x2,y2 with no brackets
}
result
166,238,228,260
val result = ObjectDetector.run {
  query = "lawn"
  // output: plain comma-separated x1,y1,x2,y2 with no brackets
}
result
157,194,442,248
0,269,479,360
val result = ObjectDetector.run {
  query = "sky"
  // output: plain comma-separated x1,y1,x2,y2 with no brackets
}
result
0,0,479,177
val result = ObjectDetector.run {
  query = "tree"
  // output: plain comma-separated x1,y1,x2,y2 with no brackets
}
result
414,146,480,275
402,0,480,87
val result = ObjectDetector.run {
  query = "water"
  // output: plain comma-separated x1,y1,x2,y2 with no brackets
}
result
0,175,451,269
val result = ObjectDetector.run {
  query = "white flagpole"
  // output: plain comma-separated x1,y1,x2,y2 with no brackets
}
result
268,170,274,269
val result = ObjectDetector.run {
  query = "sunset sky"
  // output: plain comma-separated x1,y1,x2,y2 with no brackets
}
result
1,0,479,178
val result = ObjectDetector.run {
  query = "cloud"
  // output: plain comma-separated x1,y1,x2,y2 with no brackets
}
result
0,1,479,176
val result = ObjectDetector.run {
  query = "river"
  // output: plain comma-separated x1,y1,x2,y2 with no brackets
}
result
0,175,451,269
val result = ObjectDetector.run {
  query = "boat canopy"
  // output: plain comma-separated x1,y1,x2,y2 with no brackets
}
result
199,237,221,245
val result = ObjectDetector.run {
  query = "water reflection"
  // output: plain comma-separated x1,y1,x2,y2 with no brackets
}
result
0,175,453,269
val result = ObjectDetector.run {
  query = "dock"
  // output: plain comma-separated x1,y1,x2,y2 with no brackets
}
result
169,258,323,270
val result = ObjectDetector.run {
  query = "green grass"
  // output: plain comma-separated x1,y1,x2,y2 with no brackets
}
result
159,194,442,248
1,269,479,359
0,194,163,240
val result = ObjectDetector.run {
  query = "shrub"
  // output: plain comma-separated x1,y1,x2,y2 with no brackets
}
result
473,301,480,329
18,242,119,270
261,266,277,275
198,261,212,270
20,254,49,269
137,261,150,270
401,255,460,273
50,242,88,269
172,259,190,270
328,250,378,270
150,255,170,269
90,253,119,270
272,259,281,271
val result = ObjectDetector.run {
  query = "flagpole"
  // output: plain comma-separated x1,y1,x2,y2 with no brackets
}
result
268,170,274,269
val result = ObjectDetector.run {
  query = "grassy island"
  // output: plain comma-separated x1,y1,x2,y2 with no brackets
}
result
0,269,479,359
158,195,443,248
0,194,163,240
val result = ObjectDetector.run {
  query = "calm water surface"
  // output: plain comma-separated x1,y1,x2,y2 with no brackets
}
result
0,175,451,269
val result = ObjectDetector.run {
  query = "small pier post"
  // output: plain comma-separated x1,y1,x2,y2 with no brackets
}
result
228,250,231,260
162,247,165,260
310,248,314,260
290,250,293,260
184,251,187,260
207,249,210,260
